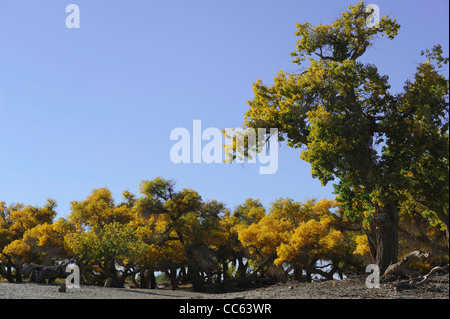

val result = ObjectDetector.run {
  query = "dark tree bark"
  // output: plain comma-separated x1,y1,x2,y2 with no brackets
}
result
14,264,23,283
138,268,156,289
165,267,178,290
101,261,129,288
0,255,15,283
0,264,14,283
237,257,248,278
149,270,156,289
221,260,230,282
369,202,399,274
186,254,205,293
293,265,303,282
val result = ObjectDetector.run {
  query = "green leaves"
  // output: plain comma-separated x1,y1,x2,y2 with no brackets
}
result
382,47,449,231
291,1,400,64
65,222,146,265
421,44,449,68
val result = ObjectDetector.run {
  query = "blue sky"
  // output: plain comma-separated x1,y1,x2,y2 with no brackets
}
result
0,0,448,218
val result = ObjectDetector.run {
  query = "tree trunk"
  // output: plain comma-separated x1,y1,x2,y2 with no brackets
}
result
370,202,399,275
165,268,178,290
179,267,189,284
101,261,125,288
138,268,155,289
305,270,312,282
237,257,248,278
131,273,139,288
139,269,147,288
187,264,205,293
221,261,230,282
149,270,156,289
184,243,206,293
1,256,15,283
104,276,125,288
293,265,303,282
0,264,14,283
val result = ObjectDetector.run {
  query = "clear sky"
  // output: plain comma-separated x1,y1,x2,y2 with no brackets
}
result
0,0,448,218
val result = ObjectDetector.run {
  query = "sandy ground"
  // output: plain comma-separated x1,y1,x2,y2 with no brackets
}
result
0,274,448,299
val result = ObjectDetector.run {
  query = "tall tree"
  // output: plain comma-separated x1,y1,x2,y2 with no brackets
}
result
238,1,448,273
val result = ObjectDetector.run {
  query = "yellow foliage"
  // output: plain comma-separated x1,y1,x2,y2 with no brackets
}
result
3,239,32,264
237,215,291,259
353,235,370,256
320,229,344,251
275,200,346,268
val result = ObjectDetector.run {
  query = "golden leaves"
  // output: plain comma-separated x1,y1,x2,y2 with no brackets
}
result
353,235,370,256
237,198,351,270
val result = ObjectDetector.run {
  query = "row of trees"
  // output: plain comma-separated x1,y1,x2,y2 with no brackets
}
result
1,177,447,292
1,2,449,292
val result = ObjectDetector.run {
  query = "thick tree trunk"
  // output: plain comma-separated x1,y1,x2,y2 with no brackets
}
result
138,269,147,288
237,257,248,278
305,270,312,282
1,256,15,283
187,266,205,292
165,267,178,290
14,265,23,283
293,265,303,282
101,261,125,288
370,202,399,275
0,264,14,283
138,268,155,289
187,260,205,292
149,270,156,289
104,273,126,288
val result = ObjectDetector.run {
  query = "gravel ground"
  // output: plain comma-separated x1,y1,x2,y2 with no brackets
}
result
0,274,448,299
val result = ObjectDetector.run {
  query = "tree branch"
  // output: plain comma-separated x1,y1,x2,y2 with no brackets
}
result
382,250,429,280
415,264,449,286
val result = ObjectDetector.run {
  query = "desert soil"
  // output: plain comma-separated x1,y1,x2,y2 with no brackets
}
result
0,274,448,299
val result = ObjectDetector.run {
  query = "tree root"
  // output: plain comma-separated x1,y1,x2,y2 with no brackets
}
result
381,250,429,281
380,250,449,290
413,264,449,286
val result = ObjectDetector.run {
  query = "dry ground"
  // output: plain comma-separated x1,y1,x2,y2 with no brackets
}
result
0,274,448,299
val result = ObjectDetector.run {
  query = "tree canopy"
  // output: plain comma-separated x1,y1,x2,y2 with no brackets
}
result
1,177,447,290
240,1,448,273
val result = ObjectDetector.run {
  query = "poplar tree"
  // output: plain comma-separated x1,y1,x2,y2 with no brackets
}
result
241,2,448,273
